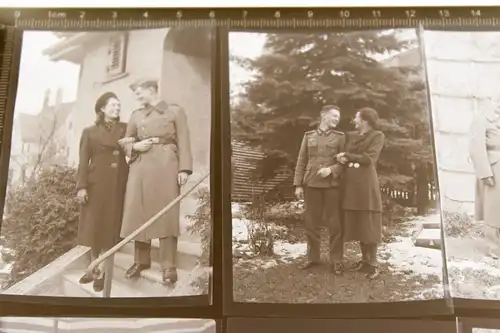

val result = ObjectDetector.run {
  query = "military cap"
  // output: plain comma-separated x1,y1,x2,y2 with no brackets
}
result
129,78,159,91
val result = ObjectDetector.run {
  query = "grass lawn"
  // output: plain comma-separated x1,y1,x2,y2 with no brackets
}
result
233,216,444,303
444,211,500,299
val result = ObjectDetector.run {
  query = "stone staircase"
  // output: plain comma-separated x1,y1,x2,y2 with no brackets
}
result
61,238,203,298
3,232,206,298
0,317,215,333
414,214,443,250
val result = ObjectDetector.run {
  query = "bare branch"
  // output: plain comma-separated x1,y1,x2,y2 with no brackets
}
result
31,112,59,177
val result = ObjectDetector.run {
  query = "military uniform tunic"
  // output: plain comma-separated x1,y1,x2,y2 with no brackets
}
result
293,128,345,263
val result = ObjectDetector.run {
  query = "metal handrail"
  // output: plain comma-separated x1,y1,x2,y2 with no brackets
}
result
84,172,210,297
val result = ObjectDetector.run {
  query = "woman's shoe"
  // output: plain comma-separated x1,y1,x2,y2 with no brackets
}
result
93,273,105,292
352,261,369,272
79,268,99,284
365,265,380,279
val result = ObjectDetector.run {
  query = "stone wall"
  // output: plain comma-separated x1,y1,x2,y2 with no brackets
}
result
424,31,500,214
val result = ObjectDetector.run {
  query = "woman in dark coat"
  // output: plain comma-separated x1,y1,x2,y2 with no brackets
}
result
76,92,129,292
336,107,385,280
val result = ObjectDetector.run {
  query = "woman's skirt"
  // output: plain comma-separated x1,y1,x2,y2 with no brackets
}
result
343,210,382,244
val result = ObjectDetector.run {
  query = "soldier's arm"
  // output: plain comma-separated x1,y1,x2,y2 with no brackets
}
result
328,133,345,177
118,111,139,158
344,132,385,166
469,115,494,179
76,128,91,190
172,105,193,175
293,134,308,187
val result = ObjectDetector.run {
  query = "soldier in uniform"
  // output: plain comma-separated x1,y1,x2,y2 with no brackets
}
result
293,105,345,275
118,78,193,286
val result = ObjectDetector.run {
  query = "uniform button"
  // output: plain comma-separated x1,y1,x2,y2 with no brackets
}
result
112,150,119,156
110,163,118,168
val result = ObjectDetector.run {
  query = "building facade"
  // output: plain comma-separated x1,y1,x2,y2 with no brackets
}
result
43,29,213,230
424,31,500,215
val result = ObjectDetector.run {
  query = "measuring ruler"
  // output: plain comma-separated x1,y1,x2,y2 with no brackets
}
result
0,7,499,29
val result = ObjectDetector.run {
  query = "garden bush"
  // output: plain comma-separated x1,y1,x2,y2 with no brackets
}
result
1,166,80,289
443,210,483,238
186,186,212,266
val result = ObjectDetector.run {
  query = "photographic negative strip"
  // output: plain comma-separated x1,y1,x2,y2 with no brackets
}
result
228,28,447,305
459,317,500,333
0,28,214,300
226,317,458,333
0,316,216,333
422,30,500,302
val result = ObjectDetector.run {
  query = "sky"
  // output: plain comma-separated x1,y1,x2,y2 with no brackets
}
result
14,31,80,116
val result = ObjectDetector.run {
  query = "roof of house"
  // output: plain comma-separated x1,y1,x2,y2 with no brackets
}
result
18,102,73,143
231,141,294,202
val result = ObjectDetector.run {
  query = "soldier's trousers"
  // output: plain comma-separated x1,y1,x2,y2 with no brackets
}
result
134,237,178,270
304,186,343,263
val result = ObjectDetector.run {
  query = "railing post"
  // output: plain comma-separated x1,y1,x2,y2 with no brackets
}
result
102,255,114,298
53,318,59,333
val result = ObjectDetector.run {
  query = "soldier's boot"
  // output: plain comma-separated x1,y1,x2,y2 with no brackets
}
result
352,261,370,272
298,260,321,270
125,263,151,279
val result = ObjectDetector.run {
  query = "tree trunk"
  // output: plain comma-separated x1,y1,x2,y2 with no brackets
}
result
415,164,429,215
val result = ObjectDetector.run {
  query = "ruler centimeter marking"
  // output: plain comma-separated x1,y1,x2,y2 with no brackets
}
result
11,17,500,29
2,7,500,29
0,27,15,147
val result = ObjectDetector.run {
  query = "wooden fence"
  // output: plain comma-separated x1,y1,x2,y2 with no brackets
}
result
231,141,438,210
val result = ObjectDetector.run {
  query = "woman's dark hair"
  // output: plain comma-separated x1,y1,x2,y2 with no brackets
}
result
358,107,379,129
94,92,119,125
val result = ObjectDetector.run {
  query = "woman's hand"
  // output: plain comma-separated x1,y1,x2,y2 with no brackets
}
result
178,172,190,186
77,188,88,204
483,176,496,187
338,156,348,164
133,139,153,152
336,152,345,160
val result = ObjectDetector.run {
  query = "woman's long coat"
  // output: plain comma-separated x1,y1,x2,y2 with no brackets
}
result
342,130,385,212
119,101,193,242
76,122,129,249
469,110,500,227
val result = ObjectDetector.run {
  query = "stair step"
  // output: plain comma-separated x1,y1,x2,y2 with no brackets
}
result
62,270,146,298
120,240,201,271
414,228,442,250
112,252,201,297
421,220,441,229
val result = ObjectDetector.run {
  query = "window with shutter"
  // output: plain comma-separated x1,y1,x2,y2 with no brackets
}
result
106,33,128,77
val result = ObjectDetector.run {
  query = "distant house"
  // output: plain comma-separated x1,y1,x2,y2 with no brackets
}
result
231,46,422,202
9,88,73,185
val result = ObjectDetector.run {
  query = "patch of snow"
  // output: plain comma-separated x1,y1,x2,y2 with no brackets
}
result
232,218,249,242
448,260,500,277
379,236,443,277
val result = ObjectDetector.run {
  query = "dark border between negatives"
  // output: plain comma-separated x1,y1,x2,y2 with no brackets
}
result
0,27,221,318
226,317,458,333
219,27,454,319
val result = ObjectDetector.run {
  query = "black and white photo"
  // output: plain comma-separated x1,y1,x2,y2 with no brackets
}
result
230,28,445,303
0,316,216,333
423,30,500,300
0,29,213,298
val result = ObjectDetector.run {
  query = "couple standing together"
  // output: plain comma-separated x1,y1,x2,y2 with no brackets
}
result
75,78,193,292
294,105,385,280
